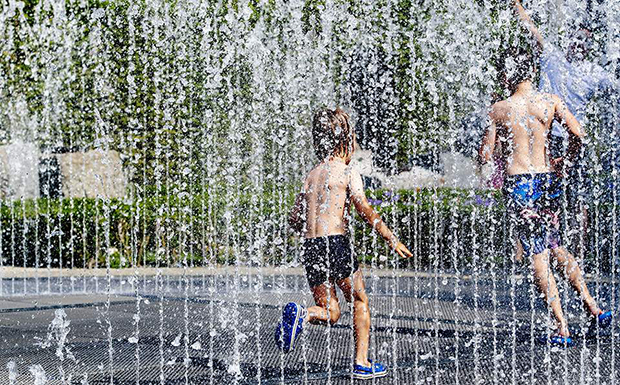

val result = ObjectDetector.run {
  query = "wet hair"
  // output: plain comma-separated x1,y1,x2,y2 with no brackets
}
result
569,27,593,54
497,45,538,92
311,108,354,161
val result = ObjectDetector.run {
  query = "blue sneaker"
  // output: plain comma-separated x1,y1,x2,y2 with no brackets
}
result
352,360,387,380
587,310,613,337
274,302,305,353
596,311,613,329
538,334,574,347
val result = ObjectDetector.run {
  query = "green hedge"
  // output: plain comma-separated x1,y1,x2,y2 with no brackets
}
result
358,188,506,269
0,185,301,269
1,187,617,271
0,187,510,270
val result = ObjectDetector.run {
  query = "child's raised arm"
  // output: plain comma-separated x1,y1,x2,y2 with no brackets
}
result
348,168,413,259
514,0,545,51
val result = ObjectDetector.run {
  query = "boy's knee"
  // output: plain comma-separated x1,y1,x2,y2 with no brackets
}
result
353,290,369,307
531,251,549,266
531,263,548,279
328,307,341,325
531,258,550,278
532,258,547,269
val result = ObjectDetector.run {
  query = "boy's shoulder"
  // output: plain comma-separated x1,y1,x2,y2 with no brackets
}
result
303,160,358,183
532,92,563,112
345,163,360,175
304,162,324,179
489,100,509,119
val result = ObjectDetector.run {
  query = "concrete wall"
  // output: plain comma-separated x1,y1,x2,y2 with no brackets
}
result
55,149,127,199
0,144,126,200
0,141,40,200
351,149,486,189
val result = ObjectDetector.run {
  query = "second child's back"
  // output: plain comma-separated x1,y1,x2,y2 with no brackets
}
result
482,46,582,177
303,159,351,238
492,91,558,175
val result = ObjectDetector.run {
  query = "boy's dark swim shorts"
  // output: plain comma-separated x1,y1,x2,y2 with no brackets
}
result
302,235,359,288
503,172,564,257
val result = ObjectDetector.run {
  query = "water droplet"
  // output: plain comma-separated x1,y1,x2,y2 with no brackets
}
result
191,341,202,350
171,334,182,347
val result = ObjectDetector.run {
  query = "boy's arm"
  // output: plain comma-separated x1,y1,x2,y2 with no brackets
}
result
288,192,306,234
552,95,584,174
477,115,497,165
514,0,545,50
349,168,413,258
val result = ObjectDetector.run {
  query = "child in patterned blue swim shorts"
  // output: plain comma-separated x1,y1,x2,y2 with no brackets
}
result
479,45,612,345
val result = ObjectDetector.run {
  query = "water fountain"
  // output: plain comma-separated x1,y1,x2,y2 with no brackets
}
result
0,0,619,383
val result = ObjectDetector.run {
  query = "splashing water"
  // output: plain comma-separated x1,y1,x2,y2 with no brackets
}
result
0,0,619,383
7,361,17,385
28,365,47,385
37,309,74,362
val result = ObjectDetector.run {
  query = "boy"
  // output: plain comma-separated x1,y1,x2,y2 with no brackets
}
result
513,0,618,265
478,47,612,346
275,108,412,379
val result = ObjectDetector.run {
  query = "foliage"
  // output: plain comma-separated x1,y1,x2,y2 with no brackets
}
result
2,187,617,272
0,0,524,179
2,1,617,275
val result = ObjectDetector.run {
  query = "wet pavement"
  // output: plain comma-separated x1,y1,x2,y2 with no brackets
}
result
0,268,619,384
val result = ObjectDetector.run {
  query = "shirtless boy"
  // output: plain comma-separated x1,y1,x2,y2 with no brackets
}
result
514,0,618,260
478,47,612,346
275,108,412,379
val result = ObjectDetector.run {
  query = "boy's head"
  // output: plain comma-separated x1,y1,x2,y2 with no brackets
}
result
498,45,538,93
567,27,593,63
312,108,355,164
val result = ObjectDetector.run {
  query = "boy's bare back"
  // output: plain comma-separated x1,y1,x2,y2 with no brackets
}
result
301,159,371,239
482,83,582,175
302,159,350,238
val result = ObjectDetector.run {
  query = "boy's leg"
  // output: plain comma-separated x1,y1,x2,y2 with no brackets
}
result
551,246,601,317
531,249,570,336
337,270,371,367
307,282,341,325
515,239,524,263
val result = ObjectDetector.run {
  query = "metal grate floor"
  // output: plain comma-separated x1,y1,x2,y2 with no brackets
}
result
0,273,618,384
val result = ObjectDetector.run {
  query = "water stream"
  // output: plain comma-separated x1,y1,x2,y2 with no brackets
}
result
1,0,619,383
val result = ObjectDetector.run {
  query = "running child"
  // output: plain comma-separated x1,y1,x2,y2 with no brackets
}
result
478,47,612,346
275,107,413,379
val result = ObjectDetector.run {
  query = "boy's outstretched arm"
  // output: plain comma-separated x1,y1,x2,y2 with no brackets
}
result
514,0,545,51
289,192,306,234
349,168,413,259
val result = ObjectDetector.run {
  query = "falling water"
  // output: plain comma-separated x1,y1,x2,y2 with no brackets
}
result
28,365,46,385
1,0,620,383
7,361,17,385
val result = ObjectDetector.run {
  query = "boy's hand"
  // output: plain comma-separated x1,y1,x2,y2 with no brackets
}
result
551,157,571,178
394,242,413,259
